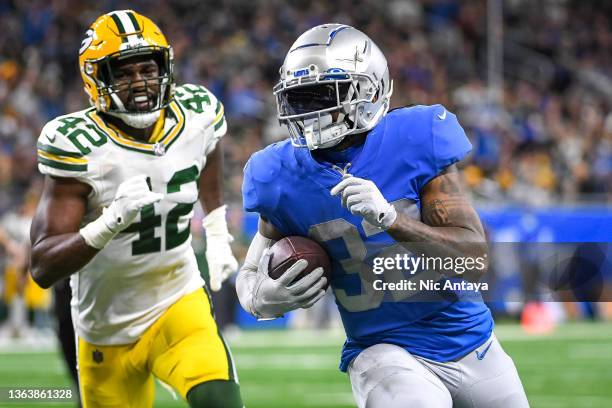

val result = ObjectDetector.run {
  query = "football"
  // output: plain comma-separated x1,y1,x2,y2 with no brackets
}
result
267,236,331,289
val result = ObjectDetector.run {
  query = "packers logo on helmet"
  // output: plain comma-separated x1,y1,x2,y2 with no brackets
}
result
78,10,175,124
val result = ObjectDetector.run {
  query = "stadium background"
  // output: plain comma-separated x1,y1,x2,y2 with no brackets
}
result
0,0,610,407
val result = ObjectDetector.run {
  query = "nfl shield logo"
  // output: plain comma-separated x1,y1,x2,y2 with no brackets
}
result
92,349,103,364
153,143,166,156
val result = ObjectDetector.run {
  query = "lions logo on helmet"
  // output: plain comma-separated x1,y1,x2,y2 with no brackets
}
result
274,24,393,150
78,10,175,129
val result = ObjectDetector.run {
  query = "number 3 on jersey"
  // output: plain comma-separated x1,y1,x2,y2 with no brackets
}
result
122,166,199,255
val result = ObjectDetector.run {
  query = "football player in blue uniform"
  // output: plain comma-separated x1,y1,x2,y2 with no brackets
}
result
237,24,529,408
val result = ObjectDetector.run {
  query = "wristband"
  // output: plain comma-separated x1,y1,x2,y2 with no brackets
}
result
380,204,398,230
202,204,231,238
79,215,118,249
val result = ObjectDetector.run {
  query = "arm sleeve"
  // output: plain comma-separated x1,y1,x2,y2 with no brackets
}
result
235,231,276,317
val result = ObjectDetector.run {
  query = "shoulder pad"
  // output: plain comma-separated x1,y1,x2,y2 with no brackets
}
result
242,143,287,214
174,83,221,116
174,83,226,139
248,144,284,183
428,104,471,172
37,112,106,174
385,104,471,190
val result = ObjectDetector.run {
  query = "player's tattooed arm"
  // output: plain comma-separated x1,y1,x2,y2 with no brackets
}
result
30,176,99,289
386,165,489,280
420,165,484,236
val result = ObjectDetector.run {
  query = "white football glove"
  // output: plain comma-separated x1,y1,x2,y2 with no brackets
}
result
202,205,239,292
103,175,164,232
251,249,327,319
80,175,164,249
331,176,397,230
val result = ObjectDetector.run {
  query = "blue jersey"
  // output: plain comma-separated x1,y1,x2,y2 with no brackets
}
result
243,105,493,371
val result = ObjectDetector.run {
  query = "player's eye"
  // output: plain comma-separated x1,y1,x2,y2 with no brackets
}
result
141,65,158,76
114,70,129,79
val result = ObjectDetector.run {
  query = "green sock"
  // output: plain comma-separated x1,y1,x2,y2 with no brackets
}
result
186,380,243,408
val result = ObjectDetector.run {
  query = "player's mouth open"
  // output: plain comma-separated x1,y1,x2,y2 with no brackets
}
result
132,94,154,110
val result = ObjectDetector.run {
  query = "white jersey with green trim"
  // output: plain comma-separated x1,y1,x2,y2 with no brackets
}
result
36,84,227,345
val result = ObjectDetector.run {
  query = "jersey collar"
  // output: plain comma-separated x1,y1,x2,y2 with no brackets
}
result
293,120,385,188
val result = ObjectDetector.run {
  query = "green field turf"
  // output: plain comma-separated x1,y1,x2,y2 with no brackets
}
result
0,322,611,408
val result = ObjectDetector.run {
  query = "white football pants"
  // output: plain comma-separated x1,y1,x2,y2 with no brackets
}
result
348,334,529,408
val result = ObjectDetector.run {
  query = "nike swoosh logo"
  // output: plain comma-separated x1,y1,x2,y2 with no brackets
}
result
437,109,447,120
475,341,493,360
46,133,56,143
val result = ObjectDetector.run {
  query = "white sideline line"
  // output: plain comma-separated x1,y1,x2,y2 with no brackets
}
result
242,385,355,406
494,325,612,342
1,324,611,354
226,329,346,349
0,337,58,354
229,327,612,349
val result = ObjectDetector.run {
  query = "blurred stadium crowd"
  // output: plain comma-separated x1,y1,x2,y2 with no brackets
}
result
1,0,611,214
0,0,610,332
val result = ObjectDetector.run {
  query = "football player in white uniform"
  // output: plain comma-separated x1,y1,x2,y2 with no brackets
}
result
30,10,242,408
